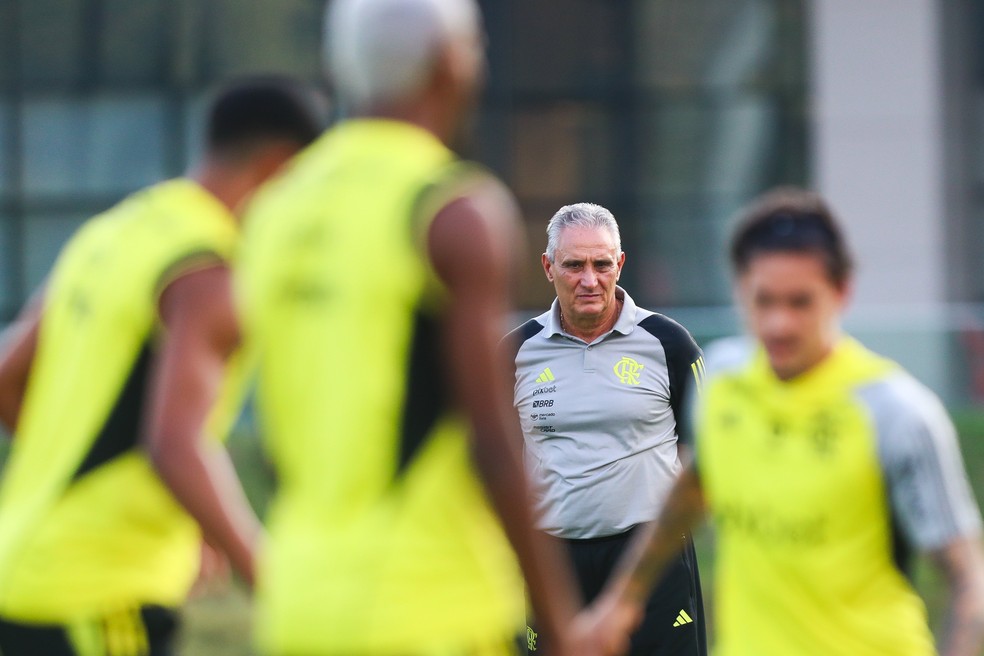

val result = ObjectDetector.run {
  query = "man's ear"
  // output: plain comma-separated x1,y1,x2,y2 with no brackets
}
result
542,252,554,283
835,277,854,311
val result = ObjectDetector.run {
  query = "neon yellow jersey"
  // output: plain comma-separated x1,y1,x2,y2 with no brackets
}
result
239,119,525,655
0,179,243,622
695,337,962,655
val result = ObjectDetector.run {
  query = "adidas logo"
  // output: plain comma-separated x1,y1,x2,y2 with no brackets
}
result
672,609,693,627
535,367,555,383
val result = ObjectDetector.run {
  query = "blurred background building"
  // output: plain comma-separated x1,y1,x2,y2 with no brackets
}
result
0,0,981,404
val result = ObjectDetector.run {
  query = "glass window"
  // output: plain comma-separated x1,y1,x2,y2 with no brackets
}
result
508,0,627,95
633,0,782,91
0,216,16,314
203,0,323,79
18,0,87,90
22,94,167,197
182,92,210,172
635,101,713,198
0,3,13,89
621,0,806,306
636,95,783,197
510,104,617,202
0,103,11,196
24,214,87,293
633,197,735,306
97,0,168,86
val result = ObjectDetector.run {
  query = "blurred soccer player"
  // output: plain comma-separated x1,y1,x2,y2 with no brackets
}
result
589,187,984,656
0,78,321,655
238,0,591,654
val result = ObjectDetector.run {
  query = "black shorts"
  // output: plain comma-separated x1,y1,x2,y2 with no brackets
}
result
0,605,179,656
527,528,706,656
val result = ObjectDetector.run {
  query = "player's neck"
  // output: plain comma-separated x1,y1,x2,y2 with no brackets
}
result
561,298,623,343
359,96,458,147
191,157,273,222
191,167,248,219
770,339,840,382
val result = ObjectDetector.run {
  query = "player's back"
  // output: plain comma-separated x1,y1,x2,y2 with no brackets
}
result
0,179,239,621
241,118,524,655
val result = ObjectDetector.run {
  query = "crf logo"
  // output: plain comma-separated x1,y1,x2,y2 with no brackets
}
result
613,356,644,385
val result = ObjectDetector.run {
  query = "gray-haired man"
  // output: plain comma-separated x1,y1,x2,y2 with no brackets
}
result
503,203,707,656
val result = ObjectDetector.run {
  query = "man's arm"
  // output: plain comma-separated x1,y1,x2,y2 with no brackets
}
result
614,464,704,603
874,378,984,655
428,183,584,654
142,265,262,587
582,464,706,655
0,293,44,434
931,536,984,656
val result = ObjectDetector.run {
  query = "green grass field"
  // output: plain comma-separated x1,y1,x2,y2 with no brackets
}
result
173,410,984,653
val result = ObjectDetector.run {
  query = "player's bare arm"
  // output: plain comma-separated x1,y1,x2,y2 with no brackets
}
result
0,293,44,434
586,464,706,655
428,181,588,656
932,535,984,656
142,264,262,587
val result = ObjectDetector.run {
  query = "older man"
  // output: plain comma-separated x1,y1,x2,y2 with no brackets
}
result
503,203,706,656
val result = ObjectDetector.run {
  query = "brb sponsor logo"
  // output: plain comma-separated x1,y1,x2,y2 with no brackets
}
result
532,399,554,408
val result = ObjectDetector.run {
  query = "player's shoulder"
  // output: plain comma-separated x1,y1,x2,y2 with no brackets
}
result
499,314,549,361
855,366,949,435
244,129,334,216
504,315,548,345
702,336,757,379
636,311,697,348
60,179,195,255
416,159,514,225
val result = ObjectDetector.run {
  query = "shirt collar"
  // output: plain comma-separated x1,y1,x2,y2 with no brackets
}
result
611,286,638,335
545,286,637,340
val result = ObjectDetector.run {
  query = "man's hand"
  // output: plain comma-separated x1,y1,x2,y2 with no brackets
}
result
933,535,984,656
144,264,262,587
571,590,642,656
189,540,232,598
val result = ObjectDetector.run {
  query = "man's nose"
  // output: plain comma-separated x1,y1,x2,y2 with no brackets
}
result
762,306,796,336
579,267,599,288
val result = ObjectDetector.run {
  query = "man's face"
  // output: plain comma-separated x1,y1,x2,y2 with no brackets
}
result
737,251,849,380
542,225,625,325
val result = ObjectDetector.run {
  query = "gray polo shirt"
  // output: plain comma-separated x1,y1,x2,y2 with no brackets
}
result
504,287,702,539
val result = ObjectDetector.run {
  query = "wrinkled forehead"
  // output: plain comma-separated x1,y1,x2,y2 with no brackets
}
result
555,225,620,258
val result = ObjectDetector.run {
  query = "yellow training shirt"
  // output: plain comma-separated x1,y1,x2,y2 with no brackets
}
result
239,119,525,655
0,179,242,622
697,336,982,655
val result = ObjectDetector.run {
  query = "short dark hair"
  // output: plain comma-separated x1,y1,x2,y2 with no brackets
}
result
730,186,853,287
206,76,324,157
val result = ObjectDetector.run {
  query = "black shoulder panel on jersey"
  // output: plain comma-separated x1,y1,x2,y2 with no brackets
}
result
890,508,916,581
73,343,153,481
499,319,546,377
408,161,491,244
639,313,702,445
395,308,450,478
638,313,700,358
